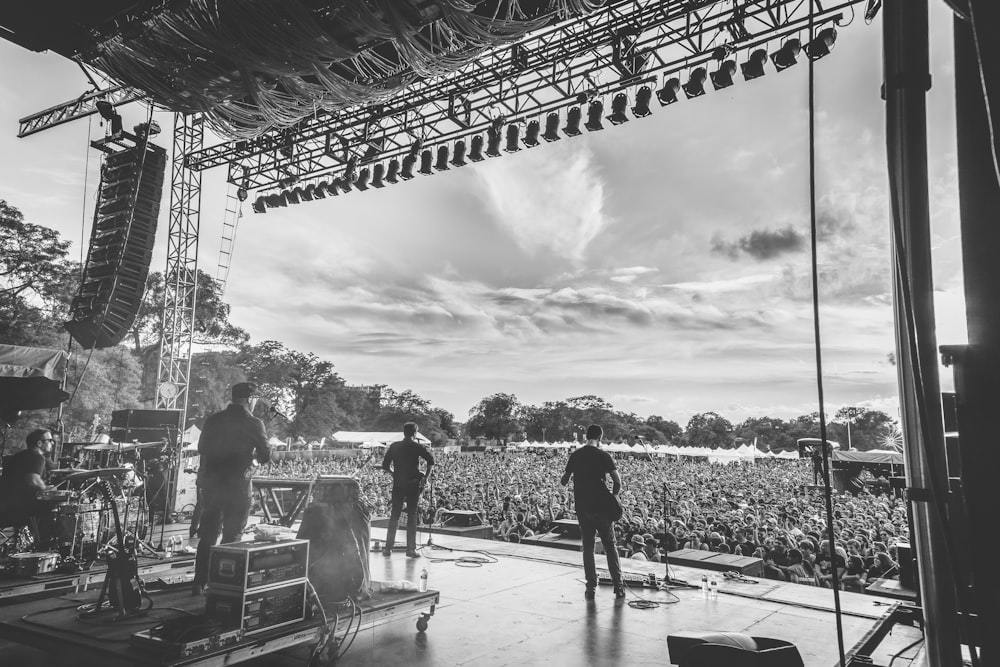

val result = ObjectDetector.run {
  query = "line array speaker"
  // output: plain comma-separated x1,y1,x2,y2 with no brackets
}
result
65,140,167,349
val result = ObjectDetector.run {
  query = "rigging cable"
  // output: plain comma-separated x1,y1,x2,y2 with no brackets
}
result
805,4,847,666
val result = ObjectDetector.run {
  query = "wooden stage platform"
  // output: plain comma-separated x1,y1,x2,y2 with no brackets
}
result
0,523,927,666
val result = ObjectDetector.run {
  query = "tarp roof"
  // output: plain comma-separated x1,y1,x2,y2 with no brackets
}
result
0,344,70,425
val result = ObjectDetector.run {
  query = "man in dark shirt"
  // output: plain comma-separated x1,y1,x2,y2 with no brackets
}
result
192,382,270,593
560,424,624,600
381,423,434,558
0,429,54,546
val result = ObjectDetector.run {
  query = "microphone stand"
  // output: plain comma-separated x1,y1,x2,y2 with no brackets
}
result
661,481,692,588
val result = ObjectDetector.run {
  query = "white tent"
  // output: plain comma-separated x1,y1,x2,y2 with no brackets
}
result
183,424,201,445
332,431,431,445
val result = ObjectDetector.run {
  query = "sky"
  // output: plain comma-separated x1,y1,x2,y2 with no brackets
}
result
0,4,966,427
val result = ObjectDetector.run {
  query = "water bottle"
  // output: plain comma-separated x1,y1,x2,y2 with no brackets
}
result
165,536,175,556
701,574,708,599
709,575,719,599
419,567,428,593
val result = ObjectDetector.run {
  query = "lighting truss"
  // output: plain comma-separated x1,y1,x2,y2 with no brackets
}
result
17,84,147,138
183,0,862,200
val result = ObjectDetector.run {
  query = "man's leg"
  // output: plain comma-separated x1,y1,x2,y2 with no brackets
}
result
578,511,598,595
385,487,403,553
220,488,252,544
193,503,223,589
404,487,420,554
595,516,623,593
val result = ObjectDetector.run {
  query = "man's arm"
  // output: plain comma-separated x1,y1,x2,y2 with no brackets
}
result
250,418,270,465
381,446,393,474
610,469,622,496
421,447,434,478
560,460,572,486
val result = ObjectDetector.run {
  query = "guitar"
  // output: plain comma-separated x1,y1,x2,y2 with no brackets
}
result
96,479,143,614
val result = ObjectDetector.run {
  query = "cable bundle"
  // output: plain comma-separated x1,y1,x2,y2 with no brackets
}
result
82,0,609,138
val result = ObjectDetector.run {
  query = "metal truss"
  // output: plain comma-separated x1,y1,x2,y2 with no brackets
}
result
155,113,202,434
17,84,146,138
215,184,243,296
183,0,864,193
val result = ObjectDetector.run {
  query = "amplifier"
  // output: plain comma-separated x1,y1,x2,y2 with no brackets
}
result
208,539,309,592
131,623,243,657
206,580,308,636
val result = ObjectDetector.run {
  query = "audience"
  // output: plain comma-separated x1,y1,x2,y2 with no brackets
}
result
255,450,907,590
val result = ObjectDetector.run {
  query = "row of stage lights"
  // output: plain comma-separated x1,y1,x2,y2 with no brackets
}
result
252,28,836,213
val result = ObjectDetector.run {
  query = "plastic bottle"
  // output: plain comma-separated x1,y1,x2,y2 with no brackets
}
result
419,567,428,593
701,574,708,599
709,574,719,599
165,536,175,556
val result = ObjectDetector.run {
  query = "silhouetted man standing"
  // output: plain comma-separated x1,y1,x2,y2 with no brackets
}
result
561,424,624,600
192,382,269,594
381,423,433,558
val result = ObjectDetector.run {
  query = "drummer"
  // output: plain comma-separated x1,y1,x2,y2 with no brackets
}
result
0,429,56,545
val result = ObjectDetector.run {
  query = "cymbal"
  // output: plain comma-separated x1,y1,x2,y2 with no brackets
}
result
117,441,165,450
60,467,133,483
83,443,116,451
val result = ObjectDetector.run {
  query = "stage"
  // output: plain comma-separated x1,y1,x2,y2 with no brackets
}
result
0,525,927,666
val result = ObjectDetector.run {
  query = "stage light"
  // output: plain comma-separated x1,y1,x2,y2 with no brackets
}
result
299,185,314,201
771,38,801,72
486,125,502,157
656,78,681,105
523,120,541,147
435,145,450,170
451,140,467,166
710,60,737,89
505,124,520,152
285,188,301,205
401,154,416,179
252,197,266,214
608,93,629,125
355,167,371,190
741,49,768,80
632,86,653,117
469,135,485,161
312,182,327,199
95,100,123,134
236,187,248,202
371,163,386,188
563,106,583,136
386,158,401,183
585,100,604,131
265,194,285,208
543,113,561,142
682,68,708,98
419,149,433,174
805,27,837,60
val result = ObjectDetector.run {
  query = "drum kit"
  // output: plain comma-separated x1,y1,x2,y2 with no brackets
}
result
2,440,172,575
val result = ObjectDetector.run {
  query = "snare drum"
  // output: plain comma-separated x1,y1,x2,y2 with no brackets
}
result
11,552,60,576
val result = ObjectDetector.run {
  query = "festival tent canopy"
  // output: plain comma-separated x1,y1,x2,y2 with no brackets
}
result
331,431,431,445
831,449,905,466
183,424,201,445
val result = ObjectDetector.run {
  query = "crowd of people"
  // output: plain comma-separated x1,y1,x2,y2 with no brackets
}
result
256,449,910,591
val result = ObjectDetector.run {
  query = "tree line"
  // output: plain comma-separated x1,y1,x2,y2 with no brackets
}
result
2,199,899,451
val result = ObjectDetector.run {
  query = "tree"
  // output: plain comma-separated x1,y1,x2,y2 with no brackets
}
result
645,415,682,443
734,416,796,452
466,393,523,443
131,270,248,353
684,411,734,448
0,200,76,346
833,407,898,451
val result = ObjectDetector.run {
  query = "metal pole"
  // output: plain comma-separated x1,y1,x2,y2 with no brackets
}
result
883,1,962,664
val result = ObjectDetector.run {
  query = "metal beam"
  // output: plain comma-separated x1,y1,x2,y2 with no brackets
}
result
185,0,860,194
17,84,146,138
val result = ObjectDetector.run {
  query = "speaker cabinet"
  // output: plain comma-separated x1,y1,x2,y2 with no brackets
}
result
65,140,167,349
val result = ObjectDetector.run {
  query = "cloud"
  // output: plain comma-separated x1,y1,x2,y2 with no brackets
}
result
711,226,805,260
473,141,611,263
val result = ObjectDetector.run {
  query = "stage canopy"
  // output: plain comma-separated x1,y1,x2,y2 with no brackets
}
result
332,431,431,446
0,344,70,425
831,449,905,466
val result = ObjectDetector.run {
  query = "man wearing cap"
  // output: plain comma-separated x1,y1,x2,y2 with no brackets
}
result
192,382,270,594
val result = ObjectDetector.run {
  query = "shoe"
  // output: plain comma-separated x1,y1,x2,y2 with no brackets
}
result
584,587,595,600
613,585,625,600
405,550,420,558
382,549,392,557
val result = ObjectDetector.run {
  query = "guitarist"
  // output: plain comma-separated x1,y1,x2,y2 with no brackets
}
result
381,423,434,558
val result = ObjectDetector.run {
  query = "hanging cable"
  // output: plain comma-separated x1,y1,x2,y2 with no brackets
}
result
805,4,847,666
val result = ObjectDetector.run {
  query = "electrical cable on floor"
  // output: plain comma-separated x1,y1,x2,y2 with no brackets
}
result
421,543,498,566
888,635,925,666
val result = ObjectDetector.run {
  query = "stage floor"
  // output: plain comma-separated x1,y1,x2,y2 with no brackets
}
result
0,525,926,666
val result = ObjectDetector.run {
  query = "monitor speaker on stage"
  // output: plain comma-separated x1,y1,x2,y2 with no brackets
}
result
441,509,482,527
110,408,182,443
64,139,167,349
